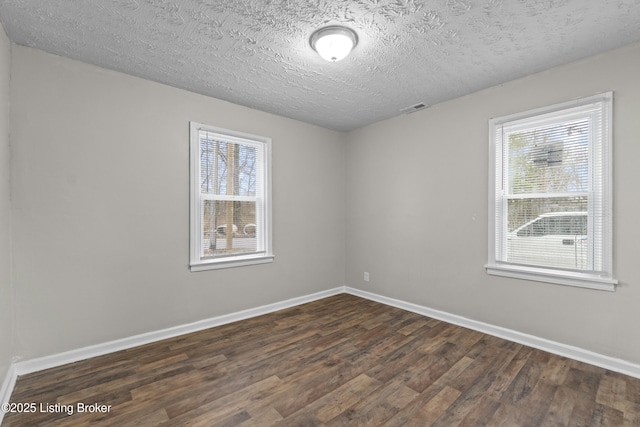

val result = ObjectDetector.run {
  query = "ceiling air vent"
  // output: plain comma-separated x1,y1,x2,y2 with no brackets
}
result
400,103,429,114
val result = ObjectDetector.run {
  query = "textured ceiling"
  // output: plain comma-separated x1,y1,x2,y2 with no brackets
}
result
1,1,640,131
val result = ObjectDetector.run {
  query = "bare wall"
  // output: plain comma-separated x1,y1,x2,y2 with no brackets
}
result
345,42,640,364
10,45,346,360
0,22,13,381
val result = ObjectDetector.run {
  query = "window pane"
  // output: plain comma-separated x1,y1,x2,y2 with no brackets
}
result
199,134,259,197
508,197,587,232
507,197,588,270
508,119,589,195
200,200,259,258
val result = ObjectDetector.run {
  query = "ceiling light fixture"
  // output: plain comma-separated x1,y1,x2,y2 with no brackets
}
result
310,26,358,62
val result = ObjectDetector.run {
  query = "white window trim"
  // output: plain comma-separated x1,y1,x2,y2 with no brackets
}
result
486,93,617,291
189,122,274,271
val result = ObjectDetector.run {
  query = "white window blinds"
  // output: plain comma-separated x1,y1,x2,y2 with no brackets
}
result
190,123,272,270
487,93,615,290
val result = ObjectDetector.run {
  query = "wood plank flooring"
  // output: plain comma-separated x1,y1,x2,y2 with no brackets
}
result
4,294,640,426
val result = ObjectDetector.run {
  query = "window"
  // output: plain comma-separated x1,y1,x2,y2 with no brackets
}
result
190,122,273,271
486,93,616,291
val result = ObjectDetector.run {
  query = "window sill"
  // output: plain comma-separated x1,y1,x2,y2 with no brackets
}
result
485,263,617,291
191,254,275,271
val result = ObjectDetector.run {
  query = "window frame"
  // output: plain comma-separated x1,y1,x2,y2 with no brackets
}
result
486,93,617,291
189,122,274,271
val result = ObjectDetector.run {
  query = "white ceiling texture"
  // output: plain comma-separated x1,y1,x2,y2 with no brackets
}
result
1,0,639,131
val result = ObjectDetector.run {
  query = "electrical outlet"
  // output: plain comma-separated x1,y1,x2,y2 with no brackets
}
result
364,272,369,282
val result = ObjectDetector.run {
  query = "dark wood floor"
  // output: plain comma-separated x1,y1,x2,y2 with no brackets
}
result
4,294,640,426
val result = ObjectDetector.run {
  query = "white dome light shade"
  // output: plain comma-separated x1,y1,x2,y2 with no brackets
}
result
314,33,353,62
310,26,358,62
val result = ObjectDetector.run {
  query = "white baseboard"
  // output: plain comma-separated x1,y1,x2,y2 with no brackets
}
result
345,286,640,379
2,284,639,423
0,363,17,424
0,286,344,422
12,286,345,376
0,286,343,421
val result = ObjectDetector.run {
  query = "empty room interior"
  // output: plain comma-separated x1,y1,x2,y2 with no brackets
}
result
1,0,640,425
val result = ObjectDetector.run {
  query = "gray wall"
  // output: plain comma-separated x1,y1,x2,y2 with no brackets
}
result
0,23,13,382
346,42,640,364
10,45,346,360
5,39,640,368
